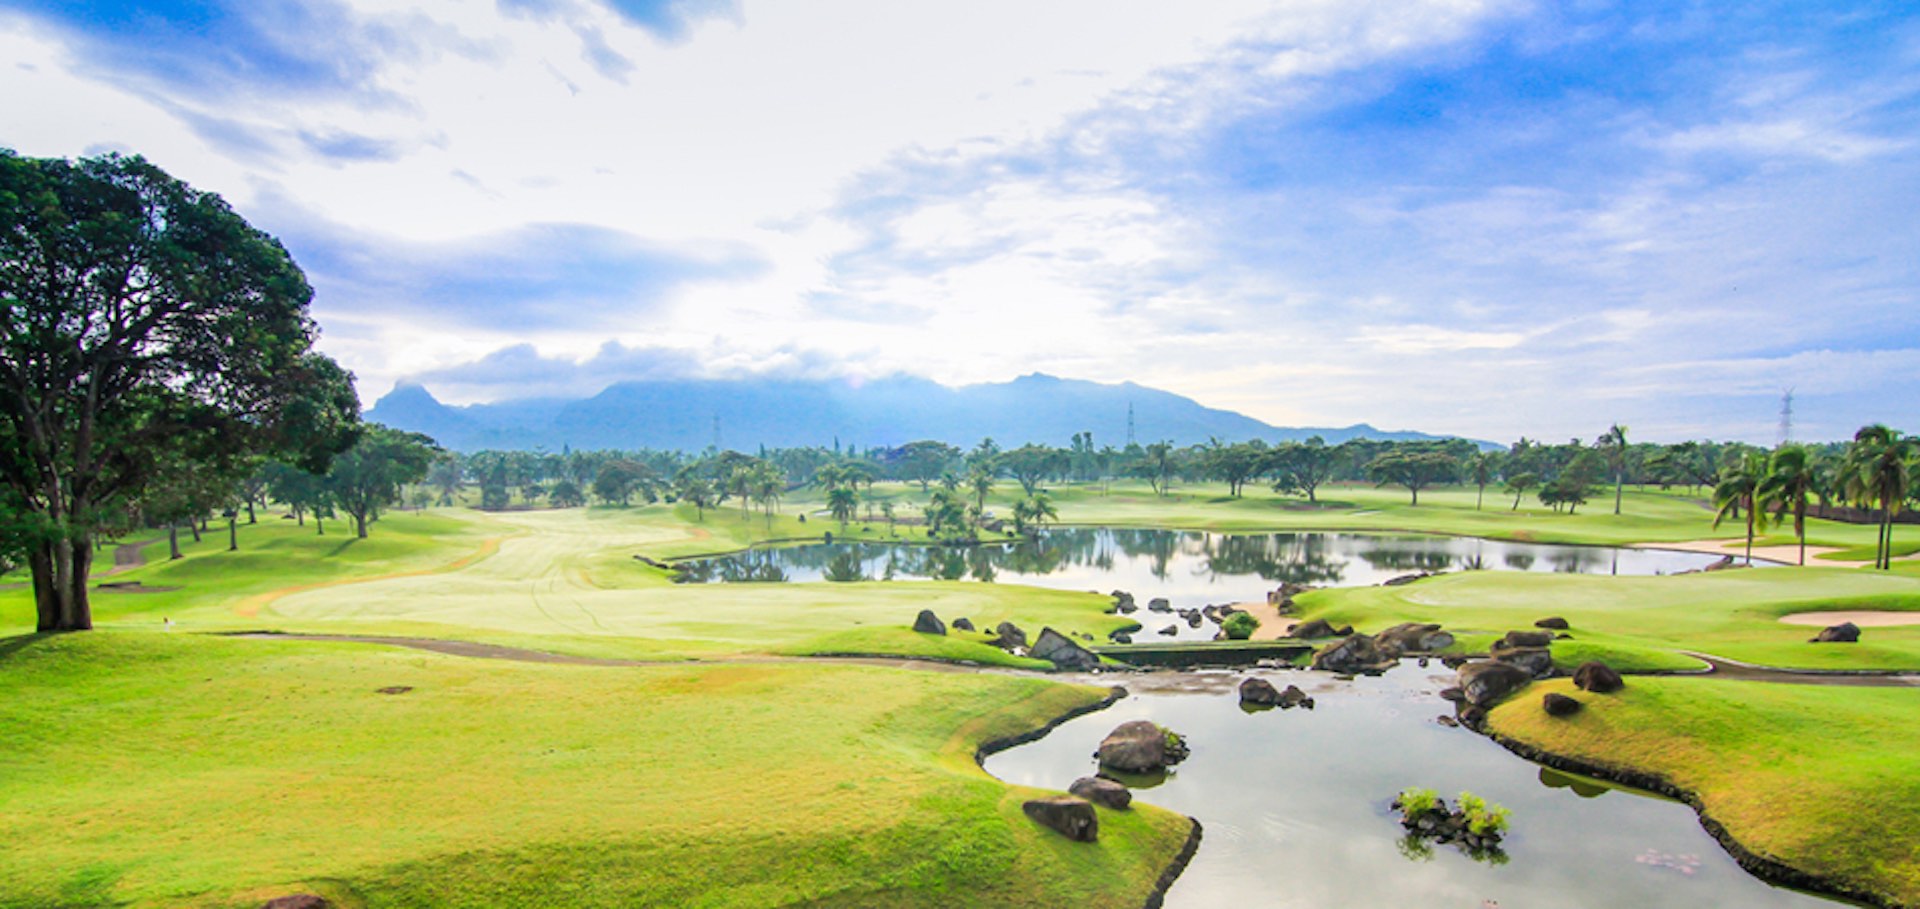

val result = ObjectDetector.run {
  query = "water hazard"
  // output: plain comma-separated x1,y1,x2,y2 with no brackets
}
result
675,529,1733,640
985,665,1845,908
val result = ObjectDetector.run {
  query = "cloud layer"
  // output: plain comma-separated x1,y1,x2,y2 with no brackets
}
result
3,0,1916,442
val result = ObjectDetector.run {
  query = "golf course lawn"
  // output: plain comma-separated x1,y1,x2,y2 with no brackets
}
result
1488,677,1920,906
1293,566,1920,671
0,632,1192,909
7,487,1920,908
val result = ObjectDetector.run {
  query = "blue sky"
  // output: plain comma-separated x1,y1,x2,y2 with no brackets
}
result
2,0,1916,442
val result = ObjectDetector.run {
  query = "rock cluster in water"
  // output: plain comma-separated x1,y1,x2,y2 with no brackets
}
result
1391,792,1508,857
1239,677,1314,709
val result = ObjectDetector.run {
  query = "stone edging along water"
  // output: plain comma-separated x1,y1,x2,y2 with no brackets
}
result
1477,726,1899,909
971,685,1205,909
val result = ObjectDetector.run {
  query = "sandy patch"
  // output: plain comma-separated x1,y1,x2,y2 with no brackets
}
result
1778,611,1920,627
1233,601,1298,641
1633,539,1859,567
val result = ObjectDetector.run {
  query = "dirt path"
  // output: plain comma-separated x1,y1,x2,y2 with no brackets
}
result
97,538,166,577
1675,652,1920,687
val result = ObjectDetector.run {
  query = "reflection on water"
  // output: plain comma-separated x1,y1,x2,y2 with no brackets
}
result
676,530,1731,641
984,666,1842,908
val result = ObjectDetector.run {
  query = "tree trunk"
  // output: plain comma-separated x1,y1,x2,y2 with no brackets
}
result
168,524,181,560
189,521,202,543
1476,485,1484,510
228,516,238,552
32,537,93,632
1745,500,1756,565
246,500,257,524
1614,476,1624,515
316,514,325,536
355,512,368,539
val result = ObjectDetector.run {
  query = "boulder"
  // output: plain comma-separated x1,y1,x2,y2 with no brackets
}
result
1157,624,1179,636
1022,796,1099,842
1457,660,1534,706
1491,644,1555,678
1376,622,1454,656
1811,622,1861,643
1290,618,1338,639
1108,631,1133,645
1069,776,1132,810
1111,590,1136,612
1184,611,1203,629
1277,684,1314,709
1147,597,1172,613
1572,661,1625,693
1239,677,1283,706
1030,627,1101,671
1496,630,1556,649
1384,571,1439,586
951,617,975,632
1542,692,1583,717
263,898,330,909
1534,616,1571,630
1310,634,1397,674
1437,686,1466,703
1096,720,1188,772
1114,601,1138,614
991,622,1028,650
912,610,946,635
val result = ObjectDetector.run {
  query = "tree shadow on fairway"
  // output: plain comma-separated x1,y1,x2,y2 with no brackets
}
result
0,632,59,665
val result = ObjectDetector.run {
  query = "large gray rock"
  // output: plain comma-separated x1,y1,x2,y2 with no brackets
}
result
1543,692,1583,717
1030,627,1100,671
991,622,1027,650
1290,618,1352,639
1491,644,1555,678
1147,597,1173,613
1572,661,1625,693
951,617,975,632
1239,677,1283,706
1311,633,1396,674
1458,660,1534,706
1069,776,1132,810
1376,622,1454,656
1096,720,1189,772
1811,622,1861,643
1496,629,1557,649
912,610,946,635
1023,796,1099,842
1534,616,1571,630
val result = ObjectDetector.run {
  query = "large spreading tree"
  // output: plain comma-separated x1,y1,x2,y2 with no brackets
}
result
0,151,359,631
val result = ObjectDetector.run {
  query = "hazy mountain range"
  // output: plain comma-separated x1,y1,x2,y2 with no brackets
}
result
365,373,1476,452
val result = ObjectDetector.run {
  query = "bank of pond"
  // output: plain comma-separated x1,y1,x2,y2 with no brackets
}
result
986,663,1851,908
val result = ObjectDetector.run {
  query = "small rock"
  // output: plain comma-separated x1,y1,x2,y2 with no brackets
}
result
263,897,330,909
1147,597,1172,613
1436,715,1460,728
375,686,413,695
1572,661,1625,693
1069,776,1132,810
1497,630,1557,649
1023,796,1099,842
1376,622,1454,656
951,617,975,632
1543,692,1583,717
1157,624,1179,636
1491,644,1555,678
912,610,946,635
1811,622,1861,643
1277,684,1313,709
1535,616,1571,630
1437,686,1465,703
1108,631,1133,645
1290,618,1338,639
991,622,1028,650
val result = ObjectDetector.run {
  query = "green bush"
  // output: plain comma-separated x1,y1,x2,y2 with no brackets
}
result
1223,611,1259,640
1396,787,1439,817
1458,791,1511,836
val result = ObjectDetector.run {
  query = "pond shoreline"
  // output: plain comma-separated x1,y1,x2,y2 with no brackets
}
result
1479,725,1892,909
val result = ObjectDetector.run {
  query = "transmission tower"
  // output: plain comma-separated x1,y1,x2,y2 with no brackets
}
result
1126,403,1136,447
1778,388,1794,446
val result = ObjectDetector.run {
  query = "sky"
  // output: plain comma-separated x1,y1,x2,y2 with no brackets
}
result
2,0,1917,443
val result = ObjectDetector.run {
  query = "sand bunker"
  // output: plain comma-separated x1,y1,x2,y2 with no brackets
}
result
1778,611,1920,627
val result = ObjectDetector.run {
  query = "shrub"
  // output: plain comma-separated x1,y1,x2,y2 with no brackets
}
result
1396,787,1440,817
1458,791,1511,836
1223,611,1259,640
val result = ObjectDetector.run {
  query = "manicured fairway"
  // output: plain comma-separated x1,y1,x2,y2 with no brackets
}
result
1488,677,1920,906
0,632,1191,909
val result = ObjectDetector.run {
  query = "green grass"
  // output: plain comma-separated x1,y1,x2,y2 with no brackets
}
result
1296,566,1920,671
0,632,1191,909
1488,677,1920,905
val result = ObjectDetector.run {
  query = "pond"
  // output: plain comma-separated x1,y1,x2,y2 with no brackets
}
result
674,529,1736,641
984,664,1846,908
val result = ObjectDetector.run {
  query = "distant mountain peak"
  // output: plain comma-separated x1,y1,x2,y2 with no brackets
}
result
365,373,1475,451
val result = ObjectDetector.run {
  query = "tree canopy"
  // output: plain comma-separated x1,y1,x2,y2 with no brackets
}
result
0,150,358,631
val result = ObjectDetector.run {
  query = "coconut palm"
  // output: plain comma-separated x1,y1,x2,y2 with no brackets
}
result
1467,452,1501,511
1758,445,1817,566
1840,424,1918,570
827,485,858,530
1598,424,1629,515
968,467,995,511
1712,451,1768,565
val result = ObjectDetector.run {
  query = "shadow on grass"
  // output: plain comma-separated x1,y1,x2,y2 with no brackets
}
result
0,632,57,664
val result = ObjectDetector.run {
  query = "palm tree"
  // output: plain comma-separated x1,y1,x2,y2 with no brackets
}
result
1599,424,1629,515
1467,452,1501,511
1758,445,1817,566
1712,451,1767,565
750,462,784,532
827,486,858,530
1841,424,1918,570
968,467,995,511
